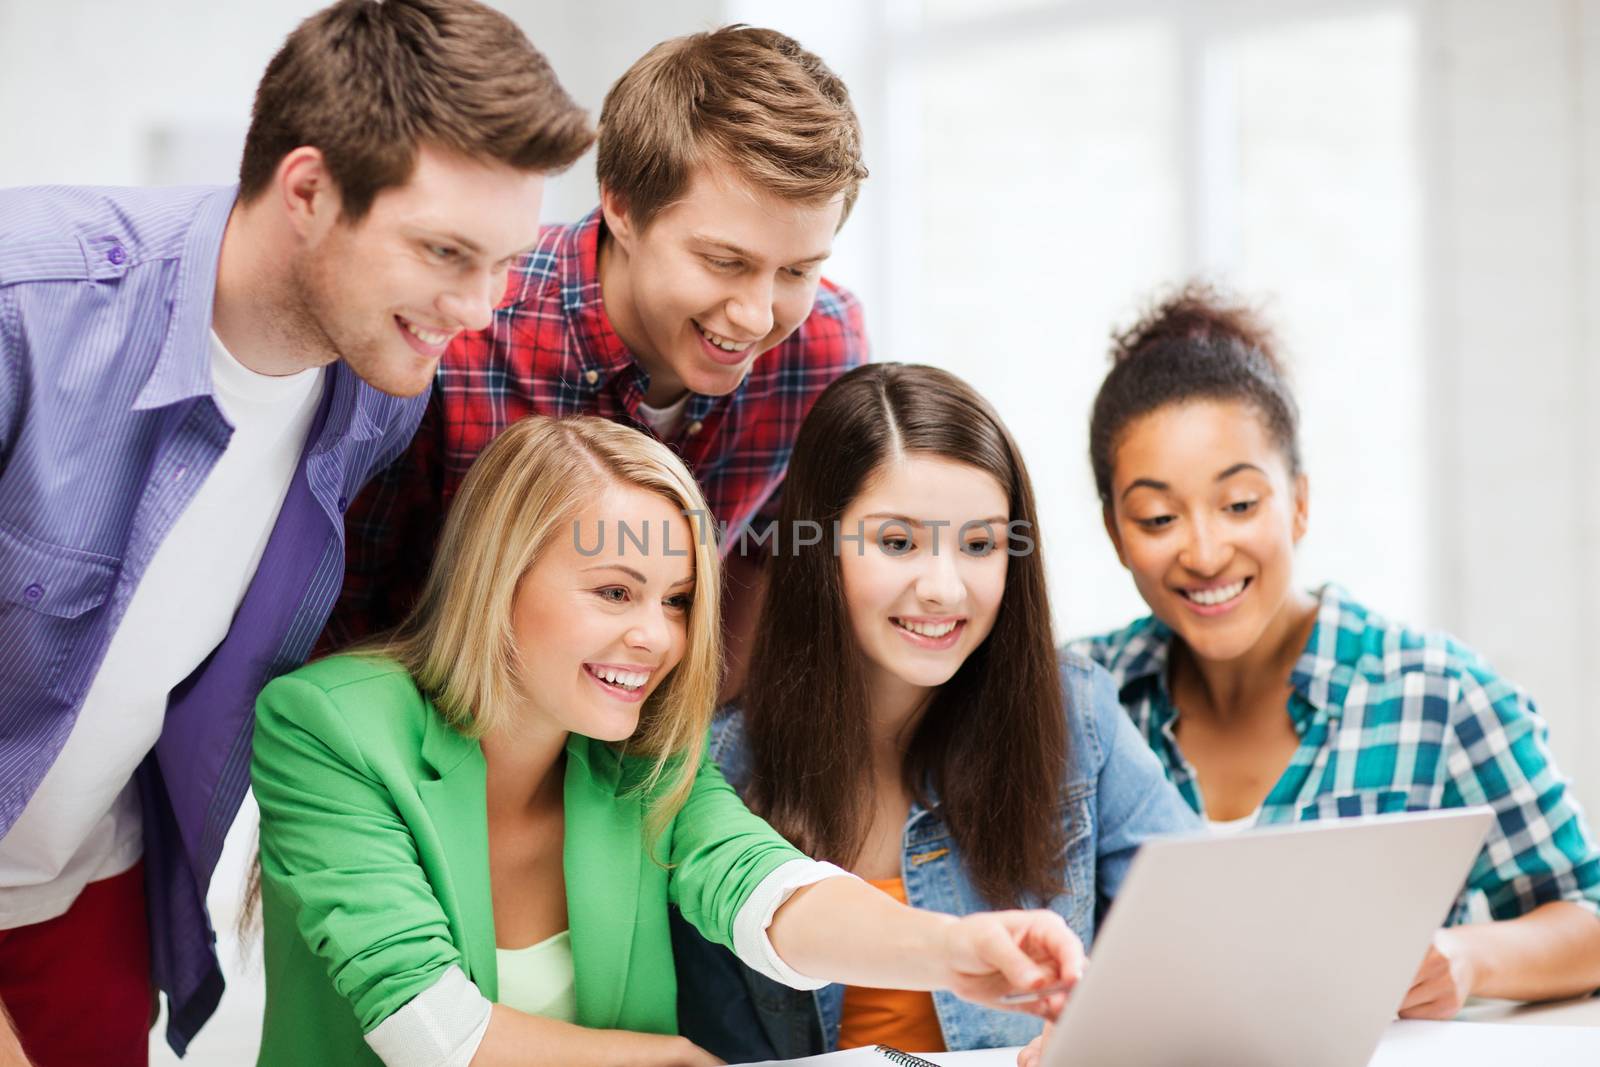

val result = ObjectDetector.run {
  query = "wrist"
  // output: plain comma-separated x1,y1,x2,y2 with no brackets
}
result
1441,925,1488,995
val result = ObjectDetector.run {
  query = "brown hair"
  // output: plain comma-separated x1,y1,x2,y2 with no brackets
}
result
1090,283,1302,505
239,0,594,222
596,24,867,230
742,364,1069,909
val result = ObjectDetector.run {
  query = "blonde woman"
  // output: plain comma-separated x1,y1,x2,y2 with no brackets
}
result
251,416,1081,1067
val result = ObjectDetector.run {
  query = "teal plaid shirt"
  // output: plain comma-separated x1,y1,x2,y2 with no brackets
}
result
1070,585,1600,925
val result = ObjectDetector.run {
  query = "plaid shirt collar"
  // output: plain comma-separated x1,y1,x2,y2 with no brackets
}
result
554,207,639,384
1107,583,1360,736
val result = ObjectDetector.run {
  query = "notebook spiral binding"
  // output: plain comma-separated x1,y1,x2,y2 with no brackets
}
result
873,1046,940,1067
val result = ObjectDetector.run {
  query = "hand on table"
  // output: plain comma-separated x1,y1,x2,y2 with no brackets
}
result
1016,1021,1052,1067
1399,928,1477,1020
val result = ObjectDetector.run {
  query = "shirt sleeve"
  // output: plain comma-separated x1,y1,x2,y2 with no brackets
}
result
362,965,492,1067
1442,666,1600,921
731,858,855,989
666,745,850,986
320,388,447,652
251,675,479,1045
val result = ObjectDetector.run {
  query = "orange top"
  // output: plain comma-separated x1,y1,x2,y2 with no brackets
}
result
836,877,947,1054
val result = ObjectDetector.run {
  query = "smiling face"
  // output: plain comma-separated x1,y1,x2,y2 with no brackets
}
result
1106,399,1309,664
509,484,695,743
293,144,547,397
598,160,845,405
838,454,1011,708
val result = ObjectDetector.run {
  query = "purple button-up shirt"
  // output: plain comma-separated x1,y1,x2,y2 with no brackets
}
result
0,184,427,1053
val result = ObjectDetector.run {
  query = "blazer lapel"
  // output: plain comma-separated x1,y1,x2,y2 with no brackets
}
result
562,736,640,1029
416,707,499,1001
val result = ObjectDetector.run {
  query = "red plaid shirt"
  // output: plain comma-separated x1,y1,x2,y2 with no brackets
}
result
326,207,867,645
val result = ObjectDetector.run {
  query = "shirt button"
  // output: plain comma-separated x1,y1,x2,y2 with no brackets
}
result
107,245,127,266
337,495,349,511
687,420,703,436
584,370,599,385
174,463,188,480
23,583,44,603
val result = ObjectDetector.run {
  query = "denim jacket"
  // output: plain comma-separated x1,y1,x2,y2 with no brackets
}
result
672,652,1200,1060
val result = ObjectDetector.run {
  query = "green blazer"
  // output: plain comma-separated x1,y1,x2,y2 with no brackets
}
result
251,654,805,1066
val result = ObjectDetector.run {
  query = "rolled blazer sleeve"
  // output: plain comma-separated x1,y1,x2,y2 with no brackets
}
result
252,675,472,1036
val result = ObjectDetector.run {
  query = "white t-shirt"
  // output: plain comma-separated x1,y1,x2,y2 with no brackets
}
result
636,392,690,439
1207,809,1262,835
0,332,324,927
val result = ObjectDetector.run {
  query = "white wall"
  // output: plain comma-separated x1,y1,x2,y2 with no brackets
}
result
1422,0,1599,814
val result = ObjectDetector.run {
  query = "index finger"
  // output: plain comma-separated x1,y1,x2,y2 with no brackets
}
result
1019,912,1085,982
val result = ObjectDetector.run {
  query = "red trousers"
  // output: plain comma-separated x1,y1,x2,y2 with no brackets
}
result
0,862,151,1067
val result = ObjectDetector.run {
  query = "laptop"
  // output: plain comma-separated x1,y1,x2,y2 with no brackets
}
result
1040,807,1494,1067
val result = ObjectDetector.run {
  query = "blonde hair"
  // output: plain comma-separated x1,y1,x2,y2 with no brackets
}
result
596,24,867,229
380,416,722,830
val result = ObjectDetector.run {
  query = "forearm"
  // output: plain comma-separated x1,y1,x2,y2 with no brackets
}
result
1460,901,1600,1002
766,876,955,990
470,1006,713,1067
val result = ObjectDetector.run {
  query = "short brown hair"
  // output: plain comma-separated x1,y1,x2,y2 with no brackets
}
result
597,25,867,229
239,0,594,222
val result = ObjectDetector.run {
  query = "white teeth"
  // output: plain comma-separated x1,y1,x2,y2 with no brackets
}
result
1186,579,1246,606
592,666,648,690
894,618,958,638
696,322,750,352
401,318,451,346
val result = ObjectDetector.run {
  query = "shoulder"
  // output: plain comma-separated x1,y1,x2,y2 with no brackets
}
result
1306,588,1531,728
1313,589,1494,690
1056,654,1135,777
808,277,865,337
1064,615,1171,695
499,215,588,313
501,220,572,305
257,654,431,750
0,184,224,286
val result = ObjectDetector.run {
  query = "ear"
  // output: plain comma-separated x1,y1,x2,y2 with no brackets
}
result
599,183,637,251
1291,472,1310,545
1102,504,1131,569
275,146,342,240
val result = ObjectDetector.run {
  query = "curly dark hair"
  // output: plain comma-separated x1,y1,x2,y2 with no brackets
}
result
1089,283,1301,504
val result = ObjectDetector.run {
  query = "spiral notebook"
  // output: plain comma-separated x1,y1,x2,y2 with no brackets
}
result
739,1046,1021,1066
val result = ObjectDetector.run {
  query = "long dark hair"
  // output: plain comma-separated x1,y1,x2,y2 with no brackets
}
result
743,363,1068,908
1089,283,1301,506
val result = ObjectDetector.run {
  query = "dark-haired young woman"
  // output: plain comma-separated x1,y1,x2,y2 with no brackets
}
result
1072,286,1600,1019
673,363,1198,1061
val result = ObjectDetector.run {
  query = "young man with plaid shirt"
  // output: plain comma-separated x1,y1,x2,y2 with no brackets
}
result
329,26,870,659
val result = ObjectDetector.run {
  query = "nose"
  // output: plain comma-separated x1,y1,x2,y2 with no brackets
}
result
624,603,672,657
437,266,501,333
724,274,775,340
913,538,968,609
1177,513,1231,576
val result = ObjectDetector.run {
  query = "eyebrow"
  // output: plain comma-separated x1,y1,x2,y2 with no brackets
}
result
581,564,696,588
1119,463,1268,501
859,513,1008,528
691,234,831,267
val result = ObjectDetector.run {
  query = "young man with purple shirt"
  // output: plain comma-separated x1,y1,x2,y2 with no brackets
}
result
0,2,590,1062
